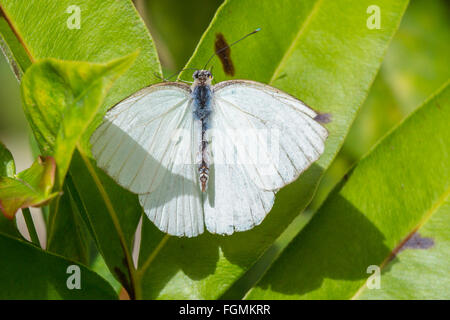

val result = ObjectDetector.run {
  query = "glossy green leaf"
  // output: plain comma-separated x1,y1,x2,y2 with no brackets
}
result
0,142,20,237
137,0,409,299
343,0,450,161
0,233,117,299
0,209,19,238
0,0,161,297
21,54,137,188
0,11,31,80
0,155,57,219
46,181,92,264
143,0,223,71
381,0,450,113
358,197,450,300
0,0,161,126
304,2,450,292
0,141,14,177
67,150,143,297
309,0,450,226
246,82,450,299
90,251,122,294
20,54,137,266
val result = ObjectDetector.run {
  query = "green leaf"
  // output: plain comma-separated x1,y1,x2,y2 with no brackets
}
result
142,0,223,71
67,150,143,297
246,82,450,299
0,210,19,238
343,0,450,161
0,10,32,80
137,0,409,299
20,54,137,265
310,0,450,225
90,252,122,294
380,0,450,113
46,180,92,264
0,141,15,177
341,74,403,161
0,0,161,297
358,198,450,300
21,54,137,188
0,155,57,219
0,232,117,299
0,0,161,116
0,142,21,237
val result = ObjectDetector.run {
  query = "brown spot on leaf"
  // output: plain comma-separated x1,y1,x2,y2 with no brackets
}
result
215,33,235,76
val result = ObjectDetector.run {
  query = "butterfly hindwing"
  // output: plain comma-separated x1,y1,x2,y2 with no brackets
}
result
138,106,205,237
203,101,275,235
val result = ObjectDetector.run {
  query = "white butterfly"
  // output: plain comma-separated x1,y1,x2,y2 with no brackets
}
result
90,69,328,237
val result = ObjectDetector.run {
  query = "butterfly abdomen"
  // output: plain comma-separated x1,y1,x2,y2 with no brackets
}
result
192,84,212,192
198,160,209,192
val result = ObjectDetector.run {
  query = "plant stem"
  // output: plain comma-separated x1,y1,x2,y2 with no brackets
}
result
22,207,41,248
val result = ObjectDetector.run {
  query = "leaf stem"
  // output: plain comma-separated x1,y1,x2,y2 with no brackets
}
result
137,234,170,277
22,207,40,247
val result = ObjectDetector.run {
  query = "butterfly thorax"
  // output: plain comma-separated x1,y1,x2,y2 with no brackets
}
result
192,84,212,120
192,71,213,192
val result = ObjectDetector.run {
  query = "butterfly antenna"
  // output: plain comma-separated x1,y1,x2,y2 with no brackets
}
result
164,67,199,81
203,28,261,70
210,66,217,84
153,72,166,81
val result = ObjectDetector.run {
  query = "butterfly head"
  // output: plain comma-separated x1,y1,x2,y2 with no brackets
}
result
193,70,213,85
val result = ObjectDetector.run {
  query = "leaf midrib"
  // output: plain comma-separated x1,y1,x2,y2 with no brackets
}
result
269,0,322,84
0,4,34,66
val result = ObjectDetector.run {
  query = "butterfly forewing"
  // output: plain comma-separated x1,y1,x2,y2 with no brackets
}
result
212,80,328,191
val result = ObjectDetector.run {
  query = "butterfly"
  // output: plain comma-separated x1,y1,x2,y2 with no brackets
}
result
90,32,328,237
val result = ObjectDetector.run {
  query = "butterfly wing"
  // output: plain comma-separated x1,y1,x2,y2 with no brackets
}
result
91,83,204,237
204,80,328,235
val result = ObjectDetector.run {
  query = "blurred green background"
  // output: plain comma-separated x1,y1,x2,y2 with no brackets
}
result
0,0,449,291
